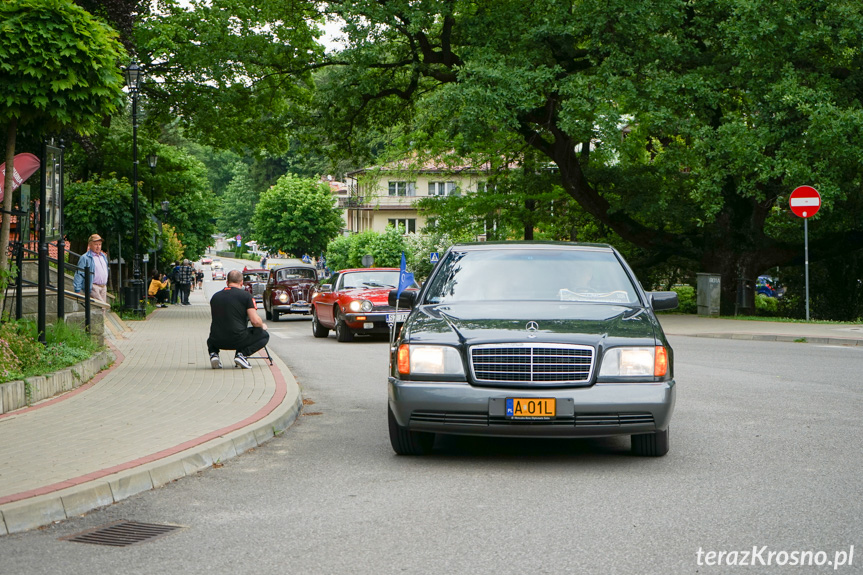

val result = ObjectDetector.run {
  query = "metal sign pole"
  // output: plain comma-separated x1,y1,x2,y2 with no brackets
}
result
804,217,810,321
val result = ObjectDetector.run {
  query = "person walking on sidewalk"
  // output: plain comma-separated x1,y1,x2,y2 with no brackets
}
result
176,259,194,305
73,234,109,302
207,269,269,369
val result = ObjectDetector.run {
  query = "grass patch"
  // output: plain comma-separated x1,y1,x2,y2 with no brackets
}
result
0,319,103,384
722,315,861,325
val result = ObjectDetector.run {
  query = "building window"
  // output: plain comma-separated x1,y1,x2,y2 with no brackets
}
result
388,218,416,234
388,181,415,196
428,181,457,196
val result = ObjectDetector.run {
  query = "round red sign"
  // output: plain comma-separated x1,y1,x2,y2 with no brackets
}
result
789,186,821,219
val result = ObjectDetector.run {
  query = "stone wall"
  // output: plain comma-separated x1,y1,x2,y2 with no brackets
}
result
0,350,114,415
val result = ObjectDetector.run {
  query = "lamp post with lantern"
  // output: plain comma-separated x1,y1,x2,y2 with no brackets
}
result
124,62,144,313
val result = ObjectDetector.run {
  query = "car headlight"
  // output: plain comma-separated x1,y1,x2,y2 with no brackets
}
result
397,345,464,376
599,346,668,377
348,300,373,312
277,293,289,303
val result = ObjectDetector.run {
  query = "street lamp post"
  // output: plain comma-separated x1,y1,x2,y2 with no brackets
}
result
124,62,144,314
147,153,158,270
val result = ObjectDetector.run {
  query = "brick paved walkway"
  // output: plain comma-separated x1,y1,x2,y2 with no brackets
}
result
0,287,301,535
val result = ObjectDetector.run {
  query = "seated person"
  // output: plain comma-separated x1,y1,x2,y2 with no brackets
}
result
148,270,170,307
207,269,269,369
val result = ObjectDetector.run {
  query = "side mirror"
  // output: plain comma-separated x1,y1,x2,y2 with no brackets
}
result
318,284,333,293
388,289,417,308
650,291,679,311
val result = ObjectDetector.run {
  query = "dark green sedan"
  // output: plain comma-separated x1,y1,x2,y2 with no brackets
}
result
387,242,678,456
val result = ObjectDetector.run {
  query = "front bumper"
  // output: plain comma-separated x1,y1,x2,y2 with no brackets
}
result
344,312,402,334
273,301,312,313
388,378,675,438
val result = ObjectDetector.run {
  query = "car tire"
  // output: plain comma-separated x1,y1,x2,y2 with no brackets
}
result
631,427,669,457
335,309,353,342
265,307,272,320
312,307,329,338
272,309,281,322
388,406,434,455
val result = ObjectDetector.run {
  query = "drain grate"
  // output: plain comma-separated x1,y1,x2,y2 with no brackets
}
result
61,521,183,547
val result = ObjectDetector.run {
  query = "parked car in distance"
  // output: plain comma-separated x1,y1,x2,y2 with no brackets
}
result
262,264,319,321
757,275,785,298
242,268,270,303
212,268,226,281
386,242,678,457
311,268,419,342
201,256,213,265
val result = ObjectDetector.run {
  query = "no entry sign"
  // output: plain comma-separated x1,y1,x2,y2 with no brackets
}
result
790,186,821,218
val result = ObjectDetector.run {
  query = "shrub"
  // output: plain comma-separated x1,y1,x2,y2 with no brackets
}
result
0,320,43,370
755,293,779,316
670,285,696,314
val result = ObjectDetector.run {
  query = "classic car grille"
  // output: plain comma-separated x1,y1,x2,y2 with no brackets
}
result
470,344,595,385
251,283,266,297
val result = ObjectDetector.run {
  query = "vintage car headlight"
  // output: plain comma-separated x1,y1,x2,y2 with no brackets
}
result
348,300,373,312
397,345,464,376
277,292,289,303
599,346,668,377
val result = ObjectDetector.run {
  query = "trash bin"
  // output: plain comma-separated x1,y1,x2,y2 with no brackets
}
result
736,277,755,315
696,273,721,317
122,286,137,310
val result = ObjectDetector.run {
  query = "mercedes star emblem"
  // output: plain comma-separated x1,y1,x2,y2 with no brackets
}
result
526,321,539,338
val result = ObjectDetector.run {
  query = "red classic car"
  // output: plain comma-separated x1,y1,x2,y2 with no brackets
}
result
262,264,319,321
311,268,419,342
242,268,270,303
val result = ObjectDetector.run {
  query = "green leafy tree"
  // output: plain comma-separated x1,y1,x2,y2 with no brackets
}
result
324,234,352,272
367,226,406,268
0,0,126,271
252,174,343,256
157,223,184,272
135,0,322,152
64,175,155,265
217,162,259,239
307,0,863,313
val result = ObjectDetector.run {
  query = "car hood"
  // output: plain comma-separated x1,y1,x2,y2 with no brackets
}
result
340,287,396,304
404,302,660,348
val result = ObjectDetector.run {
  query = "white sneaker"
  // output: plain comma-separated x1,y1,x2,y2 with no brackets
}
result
234,353,251,369
210,353,222,369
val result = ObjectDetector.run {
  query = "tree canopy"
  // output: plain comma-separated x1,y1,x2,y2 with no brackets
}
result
0,0,126,270
252,174,343,256
306,0,863,309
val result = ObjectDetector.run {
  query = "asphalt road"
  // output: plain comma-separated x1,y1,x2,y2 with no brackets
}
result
2,268,862,574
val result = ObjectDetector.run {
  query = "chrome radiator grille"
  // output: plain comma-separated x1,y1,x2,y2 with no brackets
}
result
470,343,595,385
251,283,266,297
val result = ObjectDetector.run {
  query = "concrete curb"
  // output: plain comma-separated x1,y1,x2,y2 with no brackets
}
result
0,350,302,536
668,332,863,346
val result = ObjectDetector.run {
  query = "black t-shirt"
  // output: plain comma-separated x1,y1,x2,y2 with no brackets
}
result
209,287,255,341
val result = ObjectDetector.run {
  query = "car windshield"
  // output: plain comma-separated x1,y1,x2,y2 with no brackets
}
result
340,271,416,290
423,248,640,305
244,272,268,282
279,268,316,281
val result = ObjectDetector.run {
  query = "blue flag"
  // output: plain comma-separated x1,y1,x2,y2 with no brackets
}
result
397,252,414,298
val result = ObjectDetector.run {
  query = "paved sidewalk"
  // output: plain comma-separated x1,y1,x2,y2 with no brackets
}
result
0,287,302,535
658,314,863,345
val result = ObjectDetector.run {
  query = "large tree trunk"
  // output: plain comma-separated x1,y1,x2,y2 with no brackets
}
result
0,119,18,273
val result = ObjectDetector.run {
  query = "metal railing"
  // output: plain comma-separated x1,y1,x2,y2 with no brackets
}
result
3,242,93,335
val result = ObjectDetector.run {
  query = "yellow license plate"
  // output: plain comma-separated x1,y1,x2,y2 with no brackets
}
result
506,398,556,419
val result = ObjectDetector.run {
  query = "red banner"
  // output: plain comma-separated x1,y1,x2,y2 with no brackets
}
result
0,153,41,202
